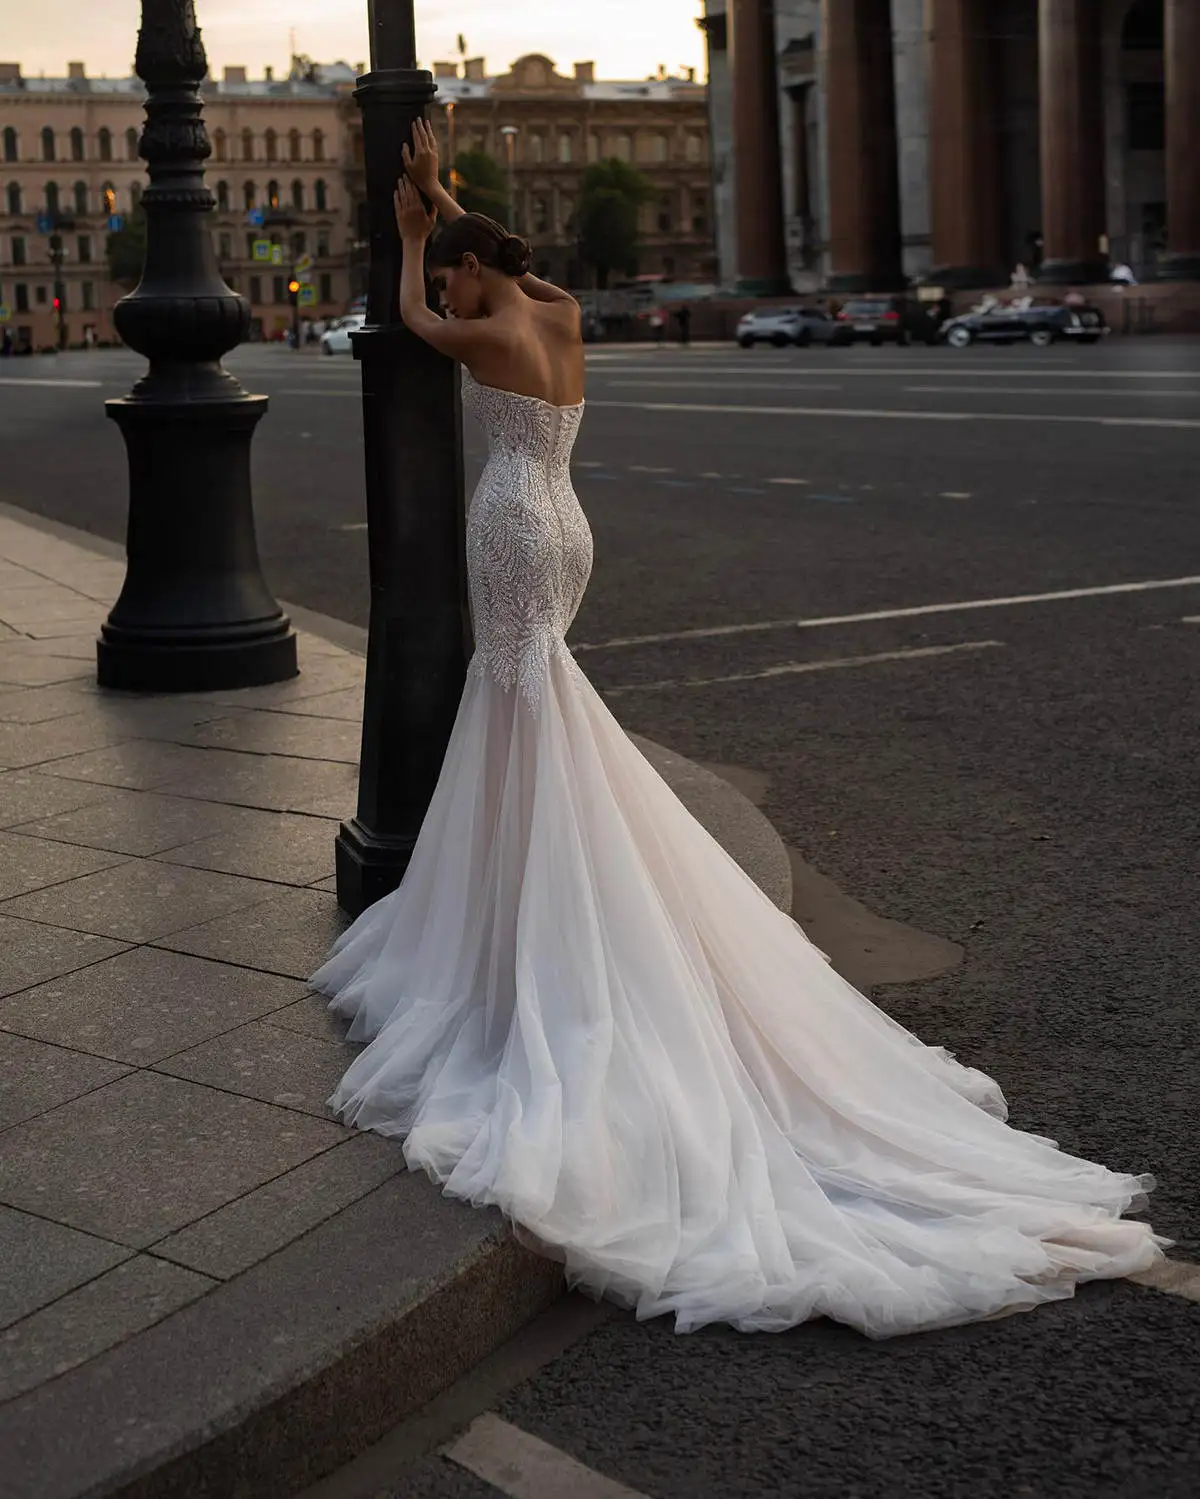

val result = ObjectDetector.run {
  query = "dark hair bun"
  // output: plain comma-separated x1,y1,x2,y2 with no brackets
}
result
499,234,532,277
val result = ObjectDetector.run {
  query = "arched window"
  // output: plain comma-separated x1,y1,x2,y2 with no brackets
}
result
530,132,545,163
70,126,84,161
288,128,301,162
97,127,112,161
241,128,254,162
558,132,573,164
216,179,230,211
3,127,17,163
126,127,139,160
73,180,88,215
41,126,56,162
615,133,632,163
45,181,60,215
267,179,280,208
314,177,328,211
213,128,227,162
312,129,325,162
6,182,21,215
101,182,117,215
291,178,304,211
243,180,256,210
264,128,277,162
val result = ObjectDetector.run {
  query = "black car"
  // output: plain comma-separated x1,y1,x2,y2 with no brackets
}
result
829,295,942,347
940,301,1109,349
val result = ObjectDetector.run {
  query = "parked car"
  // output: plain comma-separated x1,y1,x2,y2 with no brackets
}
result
320,313,366,355
829,295,941,346
736,307,840,348
940,301,1109,348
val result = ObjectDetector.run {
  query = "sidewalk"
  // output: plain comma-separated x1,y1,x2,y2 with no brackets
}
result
0,505,790,1499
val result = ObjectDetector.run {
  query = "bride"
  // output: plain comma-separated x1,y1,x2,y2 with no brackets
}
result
311,121,1166,1338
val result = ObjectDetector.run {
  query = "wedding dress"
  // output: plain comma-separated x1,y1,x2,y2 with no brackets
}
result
311,368,1166,1338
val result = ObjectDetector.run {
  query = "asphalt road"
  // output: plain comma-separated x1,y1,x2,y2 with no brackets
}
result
3,337,1199,1496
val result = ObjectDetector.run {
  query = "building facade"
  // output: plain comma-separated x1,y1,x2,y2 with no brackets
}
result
0,58,355,351
340,53,715,292
701,0,1197,294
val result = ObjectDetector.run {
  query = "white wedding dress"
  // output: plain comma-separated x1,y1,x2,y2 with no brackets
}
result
311,369,1167,1338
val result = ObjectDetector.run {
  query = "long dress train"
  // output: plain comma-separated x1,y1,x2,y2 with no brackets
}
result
311,369,1166,1338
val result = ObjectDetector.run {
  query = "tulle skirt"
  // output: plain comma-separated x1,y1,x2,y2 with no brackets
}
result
311,648,1167,1338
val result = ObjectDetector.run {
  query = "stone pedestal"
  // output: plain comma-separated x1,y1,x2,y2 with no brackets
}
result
730,0,791,294
1161,0,1200,280
1037,0,1107,284
822,0,904,292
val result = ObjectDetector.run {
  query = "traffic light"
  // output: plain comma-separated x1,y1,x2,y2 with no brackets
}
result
53,297,61,310
287,278,301,306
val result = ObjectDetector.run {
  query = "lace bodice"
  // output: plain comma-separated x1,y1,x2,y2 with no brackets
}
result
462,368,593,709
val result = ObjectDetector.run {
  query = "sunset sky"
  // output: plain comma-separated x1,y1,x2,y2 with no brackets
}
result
6,0,708,83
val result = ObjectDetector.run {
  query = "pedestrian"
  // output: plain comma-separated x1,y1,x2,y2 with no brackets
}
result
649,308,665,346
676,303,691,346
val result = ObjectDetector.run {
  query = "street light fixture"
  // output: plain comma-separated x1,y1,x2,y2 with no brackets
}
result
98,0,296,692
333,0,470,916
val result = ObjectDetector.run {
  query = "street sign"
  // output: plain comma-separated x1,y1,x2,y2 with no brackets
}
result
108,214,125,232
294,254,313,279
247,208,265,227
252,239,272,262
36,214,54,234
270,244,284,266
298,285,316,306
0,306,10,323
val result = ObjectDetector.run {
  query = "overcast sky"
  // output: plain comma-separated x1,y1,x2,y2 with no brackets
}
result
7,1,707,83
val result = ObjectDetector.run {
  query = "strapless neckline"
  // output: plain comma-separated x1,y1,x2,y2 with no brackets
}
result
463,366,585,413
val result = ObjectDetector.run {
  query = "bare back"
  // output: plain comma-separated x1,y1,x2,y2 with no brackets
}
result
464,299,586,408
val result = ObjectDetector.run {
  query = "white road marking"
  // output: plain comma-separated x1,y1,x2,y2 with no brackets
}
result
1183,616,1200,624
940,491,973,499
768,477,810,485
587,363,1200,380
605,640,1003,694
446,1414,649,1499
573,575,1200,653
905,384,1200,398
627,463,675,472
279,387,359,396
587,399,1200,430
597,379,843,391
0,377,104,389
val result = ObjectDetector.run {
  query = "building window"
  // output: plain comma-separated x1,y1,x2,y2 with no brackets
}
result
587,132,600,163
242,128,254,162
213,128,227,162
319,271,331,302
101,182,116,215
244,180,257,210
288,230,305,256
98,127,112,161
126,127,139,161
648,133,669,164
36,284,47,304
16,283,29,311
1127,82,1165,151
273,274,285,303
74,181,87,215
657,194,672,232
12,235,26,265
77,233,90,263
2,127,16,163
45,182,60,216
266,179,279,209
315,178,328,211
82,281,94,310
216,180,230,211
265,128,278,162
692,210,707,234
558,132,573,164
530,133,545,164
685,132,702,163
245,231,257,257
218,230,232,259
317,229,330,257
70,126,84,161
614,133,632,163
313,129,325,162
532,195,549,233
291,179,304,211
289,128,302,162
41,127,55,162
249,273,262,303
6,182,20,215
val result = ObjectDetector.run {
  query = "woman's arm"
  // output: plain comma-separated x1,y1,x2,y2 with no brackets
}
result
394,177,492,360
403,118,465,222
516,273,579,308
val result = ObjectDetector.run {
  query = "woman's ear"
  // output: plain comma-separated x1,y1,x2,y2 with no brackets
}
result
462,252,480,277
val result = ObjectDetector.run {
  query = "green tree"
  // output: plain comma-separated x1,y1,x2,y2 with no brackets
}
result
105,204,147,290
450,149,510,219
577,160,650,288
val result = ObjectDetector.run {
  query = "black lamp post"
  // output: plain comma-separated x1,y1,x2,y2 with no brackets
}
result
98,0,297,692
333,0,470,916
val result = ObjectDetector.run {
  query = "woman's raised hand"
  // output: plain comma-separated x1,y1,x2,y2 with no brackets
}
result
393,175,437,243
401,117,440,197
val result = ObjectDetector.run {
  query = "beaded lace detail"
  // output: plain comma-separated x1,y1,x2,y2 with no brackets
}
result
462,369,592,710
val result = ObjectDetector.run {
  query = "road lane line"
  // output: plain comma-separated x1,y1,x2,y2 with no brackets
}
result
279,387,359,396
605,641,1004,694
596,380,843,391
573,576,1200,653
0,377,104,389
585,366,1200,380
587,399,1200,429
768,477,810,484
905,384,1200,398
446,1414,649,1499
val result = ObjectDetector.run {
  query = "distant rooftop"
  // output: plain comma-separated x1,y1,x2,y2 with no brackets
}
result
0,57,359,98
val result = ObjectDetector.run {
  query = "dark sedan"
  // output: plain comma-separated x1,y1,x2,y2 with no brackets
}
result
940,301,1109,349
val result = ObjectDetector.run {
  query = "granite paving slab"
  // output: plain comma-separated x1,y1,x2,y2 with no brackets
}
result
30,739,221,790
0,652,93,688
0,1070,345,1246
150,1133,403,1281
0,1206,132,1329
155,1018,352,1119
0,858,281,943
0,681,95,723
309,873,340,892
0,946,307,1066
156,886,347,979
174,708,362,764
0,1254,216,1404
0,1031,130,1130
0,769,116,828
154,745,359,819
0,914,128,1000
0,713,132,772
16,617,108,641
10,788,249,857
0,831,127,901
268,685,366,720
155,805,340,885
265,990,353,1044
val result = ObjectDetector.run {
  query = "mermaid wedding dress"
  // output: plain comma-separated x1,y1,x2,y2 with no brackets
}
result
311,368,1166,1338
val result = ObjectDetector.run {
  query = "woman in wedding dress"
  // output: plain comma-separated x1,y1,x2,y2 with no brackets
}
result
311,122,1167,1338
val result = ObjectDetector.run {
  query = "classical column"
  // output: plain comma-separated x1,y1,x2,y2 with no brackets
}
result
1161,0,1200,279
1037,0,1107,283
822,0,904,292
929,0,1005,286
730,0,790,294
